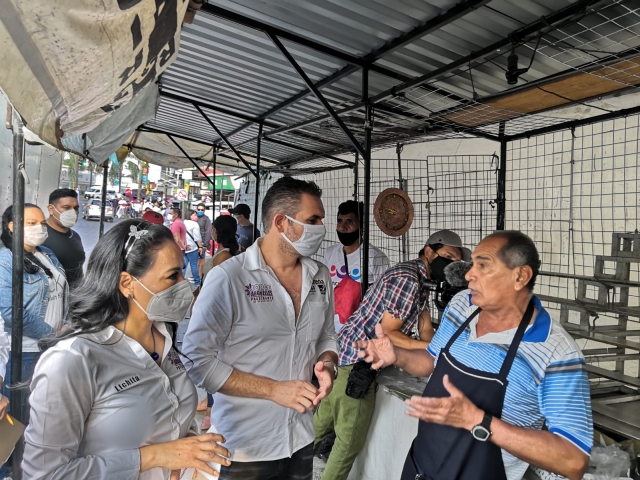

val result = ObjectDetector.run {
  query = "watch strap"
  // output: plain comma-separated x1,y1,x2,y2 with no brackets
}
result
481,412,493,431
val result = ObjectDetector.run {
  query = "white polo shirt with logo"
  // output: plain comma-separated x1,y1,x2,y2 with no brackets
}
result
182,239,337,462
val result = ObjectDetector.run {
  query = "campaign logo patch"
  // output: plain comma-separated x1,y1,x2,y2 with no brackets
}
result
245,283,274,303
312,279,327,295
167,350,186,372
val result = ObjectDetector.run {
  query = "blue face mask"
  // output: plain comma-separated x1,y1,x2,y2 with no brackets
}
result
196,211,204,217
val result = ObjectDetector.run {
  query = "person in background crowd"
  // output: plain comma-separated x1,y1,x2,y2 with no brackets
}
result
229,203,260,250
183,177,338,480
163,203,173,228
44,188,86,288
184,210,204,289
323,200,389,332
132,199,142,218
110,196,118,212
355,231,592,480
22,220,231,479
169,207,187,253
142,210,166,225
199,214,241,432
152,202,162,214
314,229,470,480
117,197,128,218
0,315,9,421
0,204,68,478
195,204,213,281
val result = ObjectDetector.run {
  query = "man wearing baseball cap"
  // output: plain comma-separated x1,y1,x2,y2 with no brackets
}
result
229,203,260,250
314,229,471,480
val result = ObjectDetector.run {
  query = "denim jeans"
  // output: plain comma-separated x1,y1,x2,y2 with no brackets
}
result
0,351,41,477
183,250,201,287
218,443,313,480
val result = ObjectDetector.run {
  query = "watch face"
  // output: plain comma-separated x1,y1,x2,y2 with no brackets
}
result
472,426,490,441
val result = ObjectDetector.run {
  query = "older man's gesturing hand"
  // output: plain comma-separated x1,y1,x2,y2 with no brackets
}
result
353,323,397,370
405,374,483,431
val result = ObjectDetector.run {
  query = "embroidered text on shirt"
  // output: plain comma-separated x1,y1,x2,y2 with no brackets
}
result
244,283,274,303
167,350,186,372
114,375,140,392
312,279,327,295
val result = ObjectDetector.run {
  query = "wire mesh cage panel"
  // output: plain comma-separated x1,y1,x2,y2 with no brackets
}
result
359,154,499,266
506,115,640,381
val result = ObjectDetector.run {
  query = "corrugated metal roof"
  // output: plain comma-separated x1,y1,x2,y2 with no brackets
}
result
137,0,640,172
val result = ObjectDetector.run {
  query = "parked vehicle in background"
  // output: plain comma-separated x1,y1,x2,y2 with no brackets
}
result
82,200,114,221
83,186,118,200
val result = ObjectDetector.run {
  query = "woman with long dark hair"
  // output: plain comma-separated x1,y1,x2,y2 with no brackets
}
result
211,215,239,268
199,214,239,432
0,204,68,426
22,219,231,480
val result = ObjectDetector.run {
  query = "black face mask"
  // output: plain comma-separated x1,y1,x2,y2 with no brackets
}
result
429,254,454,282
337,229,360,246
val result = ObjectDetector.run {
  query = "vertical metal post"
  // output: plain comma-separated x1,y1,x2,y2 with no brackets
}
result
253,122,263,239
397,143,409,262
118,162,123,192
10,107,25,480
353,152,359,200
362,68,372,292
99,162,108,237
211,145,217,219
85,134,93,188
496,122,507,230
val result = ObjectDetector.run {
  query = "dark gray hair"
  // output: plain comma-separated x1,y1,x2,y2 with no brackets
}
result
261,176,322,233
488,230,541,291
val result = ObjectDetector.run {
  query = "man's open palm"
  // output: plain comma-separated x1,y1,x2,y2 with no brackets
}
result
354,323,397,369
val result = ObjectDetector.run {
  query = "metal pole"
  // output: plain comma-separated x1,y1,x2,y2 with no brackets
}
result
362,68,372,293
253,122,263,241
212,145,217,219
496,121,507,230
10,107,25,480
99,162,108,237
397,143,409,262
353,152,359,200
269,33,366,159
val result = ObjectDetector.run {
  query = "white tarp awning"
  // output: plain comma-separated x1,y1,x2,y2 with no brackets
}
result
0,0,189,162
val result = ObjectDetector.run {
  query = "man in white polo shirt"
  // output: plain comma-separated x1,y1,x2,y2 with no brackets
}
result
182,176,338,480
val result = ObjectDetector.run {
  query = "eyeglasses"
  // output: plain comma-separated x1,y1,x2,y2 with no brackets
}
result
197,209,205,212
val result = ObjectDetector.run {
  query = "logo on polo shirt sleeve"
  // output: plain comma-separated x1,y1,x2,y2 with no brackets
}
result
245,283,274,303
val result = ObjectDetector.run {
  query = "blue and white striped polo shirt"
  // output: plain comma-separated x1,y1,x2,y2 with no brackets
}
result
427,291,593,480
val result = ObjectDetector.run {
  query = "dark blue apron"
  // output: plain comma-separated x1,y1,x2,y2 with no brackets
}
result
400,300,535,480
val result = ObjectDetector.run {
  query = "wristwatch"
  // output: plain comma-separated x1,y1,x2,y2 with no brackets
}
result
323,360,339,379
471,413,493,442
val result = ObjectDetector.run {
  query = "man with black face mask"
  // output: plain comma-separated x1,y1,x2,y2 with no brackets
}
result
314,229,470,480
323,201,389,332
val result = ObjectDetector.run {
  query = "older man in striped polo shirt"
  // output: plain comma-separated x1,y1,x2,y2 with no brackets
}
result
355,231,592,480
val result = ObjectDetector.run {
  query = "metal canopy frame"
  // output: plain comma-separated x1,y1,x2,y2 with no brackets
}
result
139,0,640,219
141,0,640,175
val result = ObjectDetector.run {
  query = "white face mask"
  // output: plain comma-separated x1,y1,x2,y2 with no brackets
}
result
131,277,194,323
281,215,326,257
24,225,48,247
52,205,78,228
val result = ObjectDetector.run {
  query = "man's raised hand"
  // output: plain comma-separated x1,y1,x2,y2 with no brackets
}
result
353,323,397,370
